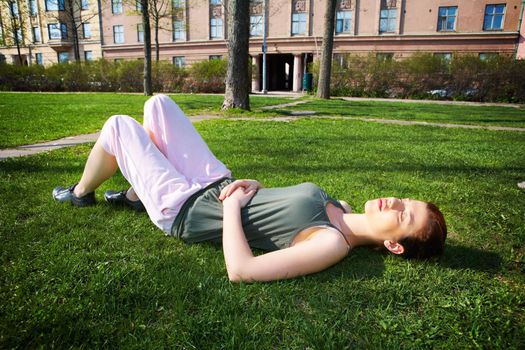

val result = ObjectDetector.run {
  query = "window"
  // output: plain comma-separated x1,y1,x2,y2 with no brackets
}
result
48,23,65,39
173,20,186,41
210,0,221,4
250,15,263,37
376,52,394,60
81,0,88,10
35,52,43,64
209,55,222,59
29,0,38,16
135,0,142,12
60,23,67,38
210,17,223,38
379,8,397,33
82,23,91,38
32,26,41,42
45,0,65,11
336,10,352,34
483,4,505,30
14,28,22,42
137,23,144,42
84,50,93,61
112,0,122,14
173,0,184,8
437,6,457,31
479,52,498,60
434,52,452,62
9,1,19,16
113,25,124,43
292,13,307,35
173,56,185,67
58,51,69,63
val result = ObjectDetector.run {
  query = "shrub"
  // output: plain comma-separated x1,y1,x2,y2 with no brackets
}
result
185,58,227,93
310,53,524,103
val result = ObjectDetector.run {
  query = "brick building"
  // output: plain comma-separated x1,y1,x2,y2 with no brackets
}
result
1,0,524,91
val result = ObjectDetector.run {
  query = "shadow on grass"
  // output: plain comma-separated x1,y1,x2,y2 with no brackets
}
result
440,243,502,273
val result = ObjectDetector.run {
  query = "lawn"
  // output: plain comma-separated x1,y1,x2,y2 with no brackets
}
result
280,98,525,128
1,111,524,348
0,92,295,148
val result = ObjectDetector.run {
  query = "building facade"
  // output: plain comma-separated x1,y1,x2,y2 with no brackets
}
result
1,0,524,91
0,0,103,65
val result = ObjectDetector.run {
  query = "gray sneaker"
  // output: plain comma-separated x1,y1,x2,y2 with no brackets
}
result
53,184,96,207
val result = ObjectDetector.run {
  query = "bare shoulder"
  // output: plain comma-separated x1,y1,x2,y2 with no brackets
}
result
295,227,350,253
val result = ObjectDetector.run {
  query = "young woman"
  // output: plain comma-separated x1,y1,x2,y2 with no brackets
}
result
53,95,447,282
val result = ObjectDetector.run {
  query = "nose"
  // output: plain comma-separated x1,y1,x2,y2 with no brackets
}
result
387,197,404,211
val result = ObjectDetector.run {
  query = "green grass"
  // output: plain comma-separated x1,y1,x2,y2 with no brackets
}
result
0,92,294,148
1,117,524,348
280,98,525,128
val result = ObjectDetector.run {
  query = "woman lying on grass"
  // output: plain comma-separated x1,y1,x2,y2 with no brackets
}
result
53,95,447,282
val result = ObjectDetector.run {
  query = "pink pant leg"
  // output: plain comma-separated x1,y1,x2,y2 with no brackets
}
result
98,115,205,234
143,94,231,185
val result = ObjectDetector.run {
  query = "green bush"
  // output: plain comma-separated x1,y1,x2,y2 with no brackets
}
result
185,58,227,93
310,53,525,103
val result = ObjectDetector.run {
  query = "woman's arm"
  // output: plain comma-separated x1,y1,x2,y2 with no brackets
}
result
222,188,349,283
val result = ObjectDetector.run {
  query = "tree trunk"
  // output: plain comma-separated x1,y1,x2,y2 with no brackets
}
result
141,0,152,95
317,0,337,99
71,25,81,62
66,0,81,62
222,0,250,110
155,19,159,61
9,11,22,64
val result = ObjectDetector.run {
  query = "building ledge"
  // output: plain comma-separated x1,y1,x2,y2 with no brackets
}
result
47,40,73,49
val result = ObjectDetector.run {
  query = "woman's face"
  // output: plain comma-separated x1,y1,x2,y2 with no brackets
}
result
364,197,429,242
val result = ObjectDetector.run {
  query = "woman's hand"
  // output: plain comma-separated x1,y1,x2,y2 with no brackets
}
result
219,179,261,201
222,187,256,208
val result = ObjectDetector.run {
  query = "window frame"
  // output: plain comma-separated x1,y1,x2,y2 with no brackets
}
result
210,17,223,39
82,22,91,38
250,15,263,37
113,25,124,44
29,0,38,16
48,23,64,40
173,19,186,41
483,4,505,31
112,0,123,14
437,6,457,32
335,10,352,34
137,23,144,43
35,52,43,65
32,26,41,43
45,0,65,11
84,50,93,61
291,12,307,36
379,8,397,33
58,51,69,63
172,56,185,67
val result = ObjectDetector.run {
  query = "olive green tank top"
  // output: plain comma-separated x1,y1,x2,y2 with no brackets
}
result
170,178,345,251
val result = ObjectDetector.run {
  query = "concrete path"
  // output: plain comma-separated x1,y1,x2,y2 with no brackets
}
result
341,97,523,109
1,114,524,161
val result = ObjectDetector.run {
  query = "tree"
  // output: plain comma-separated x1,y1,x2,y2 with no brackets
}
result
140,0,152,95
1,0,27,64
222,0,250,110
317,0,337,99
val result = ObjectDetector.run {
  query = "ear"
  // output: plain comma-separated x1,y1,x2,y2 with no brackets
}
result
383,240,405,255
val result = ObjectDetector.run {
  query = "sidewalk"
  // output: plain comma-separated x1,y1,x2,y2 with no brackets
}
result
2,113,524,161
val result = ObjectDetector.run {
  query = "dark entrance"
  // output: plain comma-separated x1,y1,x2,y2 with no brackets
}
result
258,53,294,91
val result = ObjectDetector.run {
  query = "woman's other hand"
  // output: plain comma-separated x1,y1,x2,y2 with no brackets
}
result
222,187,256,208
219,179,261,201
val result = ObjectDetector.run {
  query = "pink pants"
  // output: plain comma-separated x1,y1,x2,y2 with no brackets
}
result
98,94,231,233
